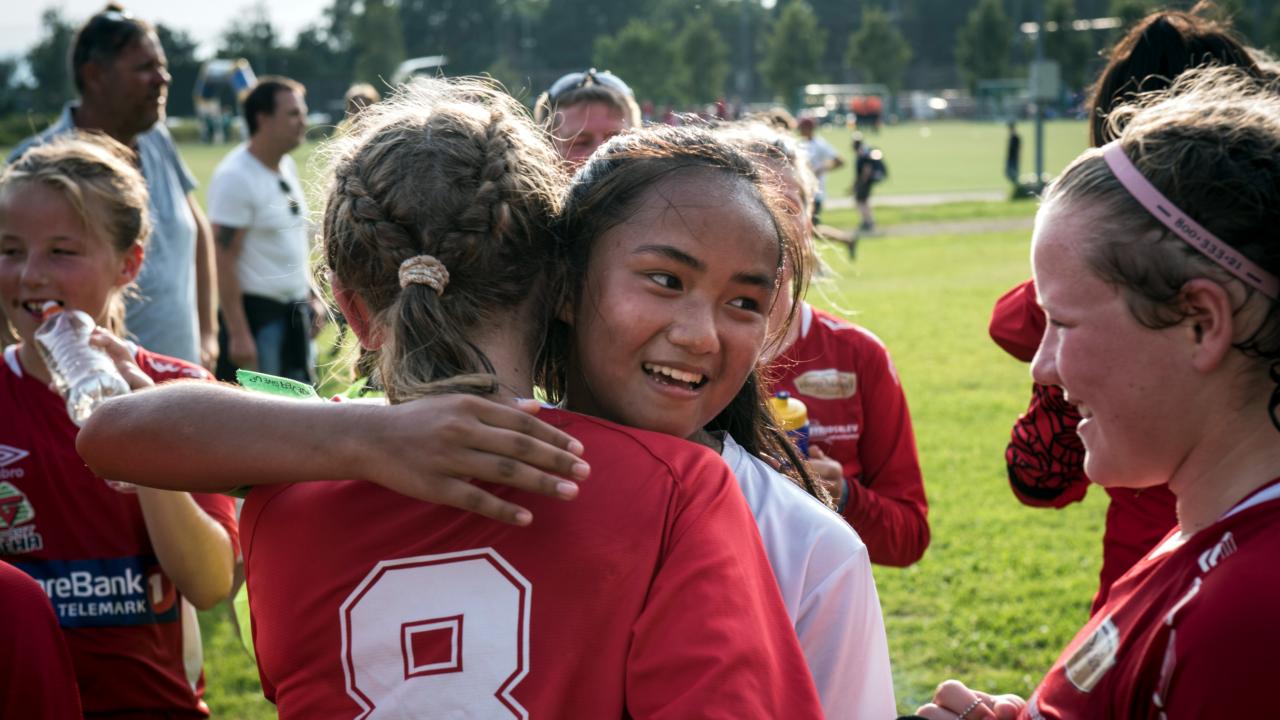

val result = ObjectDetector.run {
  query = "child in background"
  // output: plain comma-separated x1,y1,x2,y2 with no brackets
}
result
0,134,237,716
82,79,822,718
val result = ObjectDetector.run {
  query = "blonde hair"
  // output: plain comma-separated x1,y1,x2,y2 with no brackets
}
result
319,77,567,404
0,132,151,337
1046,66,1280,362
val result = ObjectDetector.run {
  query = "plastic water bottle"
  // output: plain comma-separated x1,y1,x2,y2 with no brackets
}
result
770,391,810,456
33,301,132,426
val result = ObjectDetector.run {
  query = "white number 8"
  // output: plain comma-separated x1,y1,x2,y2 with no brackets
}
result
339,549,532,719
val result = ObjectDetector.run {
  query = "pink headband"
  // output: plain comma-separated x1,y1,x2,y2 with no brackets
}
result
1102,141,1279,300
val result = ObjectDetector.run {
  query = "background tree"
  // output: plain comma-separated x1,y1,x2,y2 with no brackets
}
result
845,7,912,94
156,25,202,118
351,0,405,85
218,4,291,76
1043,0,1091,92
675,14,731,105
1109,0,1155,37
0,59,20,116
26,9,76,112
759,0,826,107
1266,5,1280,54
593,18,678,105
955,0,1012,92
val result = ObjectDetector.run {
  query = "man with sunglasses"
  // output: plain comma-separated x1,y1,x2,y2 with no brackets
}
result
534,69,641,166
9,6,218,370
209,76,315,384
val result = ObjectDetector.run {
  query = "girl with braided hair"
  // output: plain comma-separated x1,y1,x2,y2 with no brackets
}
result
918,66,1280,720
81,78,822,717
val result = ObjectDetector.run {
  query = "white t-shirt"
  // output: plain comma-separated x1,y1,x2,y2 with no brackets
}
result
721,435,896,720
208,145,312,302
803,135,840,202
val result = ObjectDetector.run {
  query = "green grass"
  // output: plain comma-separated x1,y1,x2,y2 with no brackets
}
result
819,119,1088,197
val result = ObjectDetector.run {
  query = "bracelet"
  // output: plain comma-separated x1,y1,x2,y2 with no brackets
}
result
955,698,984,720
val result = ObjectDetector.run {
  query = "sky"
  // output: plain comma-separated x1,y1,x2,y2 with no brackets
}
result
0,1,328,59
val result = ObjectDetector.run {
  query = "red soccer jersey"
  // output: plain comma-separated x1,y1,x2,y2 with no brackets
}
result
1024,479,1280,719
0,560,82,719
766,303,929,566
0,345,240,717
240,408,823,719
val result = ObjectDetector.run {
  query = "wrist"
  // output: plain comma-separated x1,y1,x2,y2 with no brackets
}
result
836,477,850,513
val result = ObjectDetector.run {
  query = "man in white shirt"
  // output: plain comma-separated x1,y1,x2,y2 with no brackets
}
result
209,76,314,383
797,116,844,226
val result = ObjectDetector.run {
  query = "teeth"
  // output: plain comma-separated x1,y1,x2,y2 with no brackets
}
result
643,362,705,385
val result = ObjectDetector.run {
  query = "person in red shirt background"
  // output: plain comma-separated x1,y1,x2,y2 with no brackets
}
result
989,5,1264,611
0,135,237,716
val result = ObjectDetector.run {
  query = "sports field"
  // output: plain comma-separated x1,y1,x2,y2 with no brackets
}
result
14,120,1112,716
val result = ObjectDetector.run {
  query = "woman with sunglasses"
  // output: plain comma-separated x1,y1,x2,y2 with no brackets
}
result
534,68,641,166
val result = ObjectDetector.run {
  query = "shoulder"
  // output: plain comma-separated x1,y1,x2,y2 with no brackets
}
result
810,308,891,357
133,347,213,383
209,147,251,185
137,122,178,150
542,409,730,487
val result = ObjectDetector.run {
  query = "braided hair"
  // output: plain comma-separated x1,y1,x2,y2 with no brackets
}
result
319,77,566,404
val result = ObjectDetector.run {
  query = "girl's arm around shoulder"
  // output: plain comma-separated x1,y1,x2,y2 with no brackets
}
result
77,372,591,527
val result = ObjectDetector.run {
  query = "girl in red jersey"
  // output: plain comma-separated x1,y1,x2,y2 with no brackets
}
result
733,123,929,568
0,135,237,716
83,78,822,718
918,67,1280,720
989,6,1265,611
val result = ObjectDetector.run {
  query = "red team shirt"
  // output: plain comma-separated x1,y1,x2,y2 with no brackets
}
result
991,279,1179,610
241,408,823,718
1025,479,1280,719
0,560,82,719
0,345,240,717
766,303,929,566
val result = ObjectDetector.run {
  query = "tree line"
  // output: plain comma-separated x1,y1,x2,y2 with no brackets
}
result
2,0,1278,120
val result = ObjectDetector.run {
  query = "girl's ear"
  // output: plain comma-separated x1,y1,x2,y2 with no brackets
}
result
1180,278,1236,374
118,244,144,286
556,297,574,326
331,273,381,350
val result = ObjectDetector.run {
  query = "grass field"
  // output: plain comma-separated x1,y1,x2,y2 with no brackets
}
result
8,122,1109,717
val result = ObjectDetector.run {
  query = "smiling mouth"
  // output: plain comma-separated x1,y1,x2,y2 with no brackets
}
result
642,362,708,391
22,299,62,317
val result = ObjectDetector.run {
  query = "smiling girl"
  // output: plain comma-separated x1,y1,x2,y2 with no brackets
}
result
0,134,237,717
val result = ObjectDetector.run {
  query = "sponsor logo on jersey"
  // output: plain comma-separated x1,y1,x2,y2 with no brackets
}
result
1197,531,1237,574
811,422,860,442
143,355,208,379
1064,615,1119,692
0,444,29,480
794,369,857,400
13,556,179,628
0,482,44,554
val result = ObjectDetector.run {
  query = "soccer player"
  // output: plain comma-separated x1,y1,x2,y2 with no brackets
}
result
0,136,237,715
988,5,1265,612
918,66,1280,719
0,561,82,718
81,79,823,718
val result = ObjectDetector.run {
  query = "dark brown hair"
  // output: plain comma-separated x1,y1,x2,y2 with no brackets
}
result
71,4,155,93
536,124,831,505
242,76,305,136
1087,2,1261,147
320,77,566,404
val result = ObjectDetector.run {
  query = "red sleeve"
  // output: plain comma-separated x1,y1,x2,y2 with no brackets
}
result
0,562,83,719
842,342,929,567
625,451,823,719
192,491,241,560
1159,562,1280,718
1006,383,1089,508
989,279,1045,362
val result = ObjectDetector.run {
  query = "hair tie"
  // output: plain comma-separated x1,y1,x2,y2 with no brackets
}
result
398,255,450,295
1101,141,1279,300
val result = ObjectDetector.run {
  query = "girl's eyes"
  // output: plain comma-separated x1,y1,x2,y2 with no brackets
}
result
728,297,762,312
647,272,681,290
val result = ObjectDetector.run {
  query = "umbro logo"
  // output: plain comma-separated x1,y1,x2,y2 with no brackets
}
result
0,445,29,468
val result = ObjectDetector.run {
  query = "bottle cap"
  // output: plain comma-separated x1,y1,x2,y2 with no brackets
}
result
39,301,63,321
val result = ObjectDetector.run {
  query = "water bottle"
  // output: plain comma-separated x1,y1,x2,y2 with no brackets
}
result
770,391,810,456
34,302,132,426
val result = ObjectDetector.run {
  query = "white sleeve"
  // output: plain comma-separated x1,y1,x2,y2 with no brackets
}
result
208,162,255,228
795,542,897,720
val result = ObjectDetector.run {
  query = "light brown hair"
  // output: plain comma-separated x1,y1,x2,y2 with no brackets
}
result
0,132,151,337
319,77,566,404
